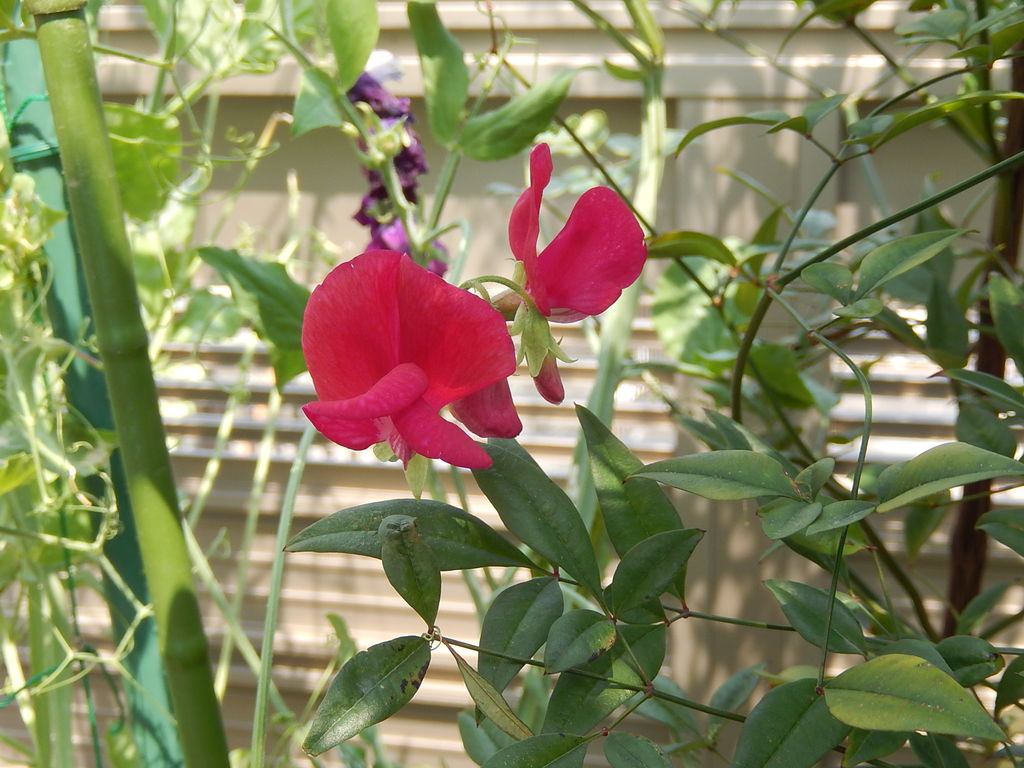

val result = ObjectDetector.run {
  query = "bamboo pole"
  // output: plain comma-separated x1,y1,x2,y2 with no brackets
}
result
24,3,230,765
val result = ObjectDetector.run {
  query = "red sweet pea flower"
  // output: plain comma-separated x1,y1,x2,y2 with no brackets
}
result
301,250,521,469
508,143,647,323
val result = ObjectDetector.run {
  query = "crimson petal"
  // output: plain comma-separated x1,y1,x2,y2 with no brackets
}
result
301,402,381,450
392,398,493,469
450,378,523,438
533,186,646,321
508,144,552,272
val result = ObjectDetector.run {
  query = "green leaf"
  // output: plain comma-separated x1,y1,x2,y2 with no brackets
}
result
651,261,731,366
197,247,310,387
449,647,532,741
989,274,1024,374
943,369,1024,414
543,624,665,735
460,70,576,161
732,678,851,768
379,515,440,626
871,93,1024,149
843,729,910,767
955,403,1017,458
956,581,1011,635
0,454,35,495
482,733,587,768
544,610,617,673
925,281,969,368
303,636,430,754
905,501,949,559
876,442,1024,513
908,733,970,768
749,344,816,408
635,450,802,501
474,440,602,596
604,732,670,768
608,530,702,619
759,500,823,540
576,405,682,562
286,499,535,570
833,297,883,318
853,230,965,299
636,675,701,739
976,507,1024,557
459,709,516,765
646,230,735,265
104,103,181,220
707,663,764,745
935,635,1003,687
879,639,954,677
765,580,866,654
805,500,875,536
292,68,343,136
824,654,1005,740
407,0,468,145
794,458,835,498
995,655,1024,713
319,0,378,91
674,111,790,155
479,577,563,693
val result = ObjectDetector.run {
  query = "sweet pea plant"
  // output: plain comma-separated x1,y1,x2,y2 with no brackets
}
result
6,0,1024,767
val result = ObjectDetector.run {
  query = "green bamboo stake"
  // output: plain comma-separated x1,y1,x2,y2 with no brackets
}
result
1,33,186,766
24,3,230,766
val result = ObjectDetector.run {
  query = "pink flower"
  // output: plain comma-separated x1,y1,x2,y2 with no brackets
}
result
508,143,647,323
301,250,521,469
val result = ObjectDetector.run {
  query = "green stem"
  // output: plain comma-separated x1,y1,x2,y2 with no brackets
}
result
441,636,746,722
215,385,283,699
25,4,229,765
669,608,795,632
250,424,316,766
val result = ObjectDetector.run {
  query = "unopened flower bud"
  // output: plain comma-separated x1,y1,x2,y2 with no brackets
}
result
533,352,565,405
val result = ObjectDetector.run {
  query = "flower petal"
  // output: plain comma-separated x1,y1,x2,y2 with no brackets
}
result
302,250,403,400
394,256,517,406
392,398,493,469
318,362,429,420
508,144,553,270
450,378,523,438
532,186,647,321
301,402,381,450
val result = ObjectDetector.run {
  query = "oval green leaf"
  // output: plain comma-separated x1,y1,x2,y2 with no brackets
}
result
635,450,802,501
544,610,617,674
604,732,670,768
474,440,602,596
449,647,532,741
733,678,851,768
576,405,682,561
824,654,1005,740
320,0,379,91
609,529,703,617
646,230,735,265
379,515,440,626
479,577,563,693
853,230,965,300
765,580,867,654
292,68,344,137
460,70,576,161
876,442,1024,513
407,0,468,145
482,733,587,768
303,636,430,754
286,498,535,570
804,500,875,536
